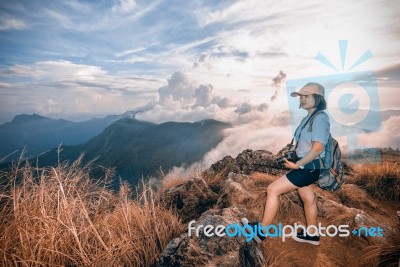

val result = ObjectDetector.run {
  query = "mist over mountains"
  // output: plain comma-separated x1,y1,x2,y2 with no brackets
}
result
12,117,230,186
2,106,400,187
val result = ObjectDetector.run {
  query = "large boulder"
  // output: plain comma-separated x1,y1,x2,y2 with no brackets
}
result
157,206,265,267
216,172,258,209
159,177,218,223
234,149,282,175
203,149,284,193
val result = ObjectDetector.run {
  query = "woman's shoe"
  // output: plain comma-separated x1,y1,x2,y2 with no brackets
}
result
292,230,320,245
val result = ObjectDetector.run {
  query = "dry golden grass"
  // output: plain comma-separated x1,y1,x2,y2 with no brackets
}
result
350,162,400,202
359,226,400,267
237,173,269,216
263,245,297,267
159,176,191,194
250,172,276,189
202,166,230,193
0,157,184,266
157,165,204,194
326,209,353,225
275,192,305,223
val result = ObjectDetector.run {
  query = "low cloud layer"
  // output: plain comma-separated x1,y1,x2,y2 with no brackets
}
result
165,119,292,179
135,71,270,124
357,115,400,148
141,71,289,179
132,70,290,179
166,113,400,179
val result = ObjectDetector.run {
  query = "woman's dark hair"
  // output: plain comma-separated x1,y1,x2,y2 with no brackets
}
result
313,94,327,110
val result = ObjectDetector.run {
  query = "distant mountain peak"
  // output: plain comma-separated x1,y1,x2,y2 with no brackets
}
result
1,114,120,161
11,113,50,123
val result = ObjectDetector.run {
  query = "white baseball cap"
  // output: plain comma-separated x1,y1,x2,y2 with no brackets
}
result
290,83,325,97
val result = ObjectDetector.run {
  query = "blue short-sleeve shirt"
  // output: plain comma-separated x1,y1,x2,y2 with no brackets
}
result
294,112,330,158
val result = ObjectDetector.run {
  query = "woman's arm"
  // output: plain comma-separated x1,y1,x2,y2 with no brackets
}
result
283,141,324,169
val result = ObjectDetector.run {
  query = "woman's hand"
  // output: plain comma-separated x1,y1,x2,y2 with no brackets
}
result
277,148,289,157
283,158,299,169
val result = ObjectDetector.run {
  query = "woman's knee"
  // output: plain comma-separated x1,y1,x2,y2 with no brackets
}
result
267,175,296,196
267,183,279,196
298,190,316,205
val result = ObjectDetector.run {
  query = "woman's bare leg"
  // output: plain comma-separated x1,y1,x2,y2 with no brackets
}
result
261,174,299,227
297,185,318,235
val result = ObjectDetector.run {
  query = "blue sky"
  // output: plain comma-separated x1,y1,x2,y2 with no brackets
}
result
0,0,399,127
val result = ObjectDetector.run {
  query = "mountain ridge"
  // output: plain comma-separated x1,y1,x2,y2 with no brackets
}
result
28,118,231,186
0,113,121,161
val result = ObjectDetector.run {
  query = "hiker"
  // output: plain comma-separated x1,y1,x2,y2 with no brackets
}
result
245,82,330,245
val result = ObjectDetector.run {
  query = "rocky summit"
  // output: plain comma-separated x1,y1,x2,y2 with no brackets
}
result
157,149,400,267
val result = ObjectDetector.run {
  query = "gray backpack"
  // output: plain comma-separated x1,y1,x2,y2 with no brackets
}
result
308,111,345,191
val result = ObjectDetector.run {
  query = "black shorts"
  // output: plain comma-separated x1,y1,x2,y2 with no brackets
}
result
286,158,322,188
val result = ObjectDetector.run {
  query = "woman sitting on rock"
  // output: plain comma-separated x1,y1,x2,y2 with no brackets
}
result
243,82,330,245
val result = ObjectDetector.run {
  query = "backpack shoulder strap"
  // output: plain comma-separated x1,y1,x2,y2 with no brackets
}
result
293,109,321,150
307,111,326,132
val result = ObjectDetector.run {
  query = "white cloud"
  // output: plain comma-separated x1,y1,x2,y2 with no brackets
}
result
115,47,148,58
112,0,137,14
136,71,239,123
196,0,276,27
0,16,26,30
63,0,92,12
165,114,293,179
5,60,106,81
130,71,290,179
234,103,252,114
45,8,74,29
194,0,400,78
0,61,165,122
193,85,213,107
158,72,197,102
357,115,400,148
81,1,161,32
38,1,161,32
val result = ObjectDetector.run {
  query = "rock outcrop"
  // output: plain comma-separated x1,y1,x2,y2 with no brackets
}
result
204,149,282,178
203,149,284,193
157,206,265,267
159,177,218,223
216,173,258,208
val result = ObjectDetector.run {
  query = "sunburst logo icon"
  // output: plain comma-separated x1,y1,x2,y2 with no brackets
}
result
285,40,382,163
315,40,376,127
